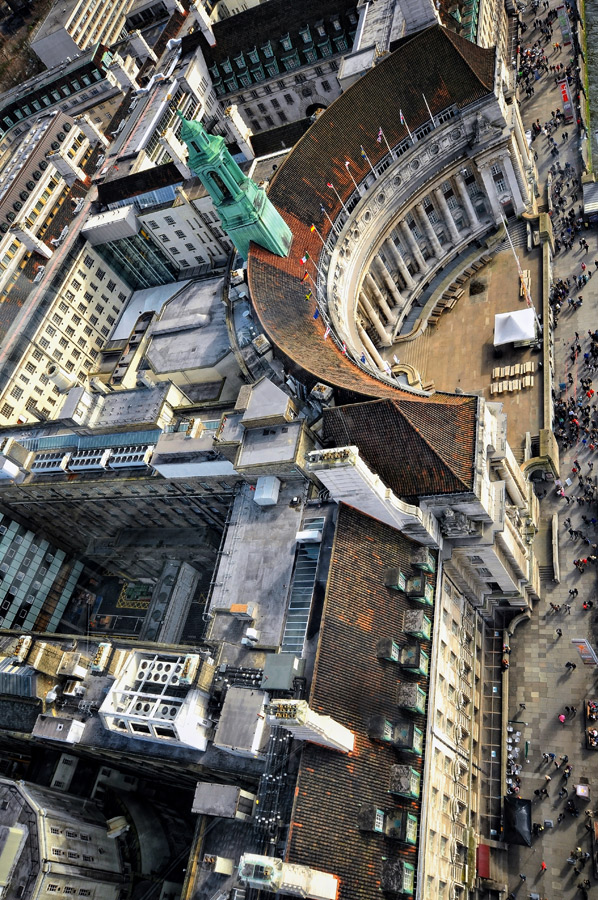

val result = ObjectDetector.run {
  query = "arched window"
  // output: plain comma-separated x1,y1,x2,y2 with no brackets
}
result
209,171,233,202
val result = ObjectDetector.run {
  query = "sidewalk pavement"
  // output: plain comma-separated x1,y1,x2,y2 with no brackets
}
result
504,5,598,898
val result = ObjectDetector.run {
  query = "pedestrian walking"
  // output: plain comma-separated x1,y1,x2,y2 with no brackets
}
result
519,873,527,881
541,861,547,872
565,661,577,670
559,713,567,724
556,628,563,637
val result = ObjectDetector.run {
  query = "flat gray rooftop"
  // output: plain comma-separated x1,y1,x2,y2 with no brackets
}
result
145,277,231,374
237,421,302,468
208,481,305,649
32,0,80,40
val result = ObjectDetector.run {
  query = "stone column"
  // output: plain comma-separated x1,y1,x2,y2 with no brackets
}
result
454,173,480,228
477,163,504,222
500,151,526,213
364,273,396,324
372,256,404,309
415,202,443,257
357,320,386,368
512,110,529,169
359,292,392,346
384,238,416,290
433,188,460,244
399,221,428,273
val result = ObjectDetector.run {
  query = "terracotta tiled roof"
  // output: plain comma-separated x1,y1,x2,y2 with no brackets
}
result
247,25,495,401
286,505,434,900
322,396,478,497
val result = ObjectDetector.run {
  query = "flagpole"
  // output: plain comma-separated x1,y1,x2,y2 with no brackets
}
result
326,181,349,215
306,270,324,301
378,126,393,158
422,93,436,129
400,109,416,145
344,161,361,194
310,224,327,248
360,145,377,179
500,213,543,333
307,255,325,279
320,205,341,236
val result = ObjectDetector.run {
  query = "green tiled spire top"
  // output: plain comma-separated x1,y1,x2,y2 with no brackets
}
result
177,112,292,259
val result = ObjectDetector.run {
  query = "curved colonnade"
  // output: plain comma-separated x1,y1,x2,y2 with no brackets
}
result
248,24,534,399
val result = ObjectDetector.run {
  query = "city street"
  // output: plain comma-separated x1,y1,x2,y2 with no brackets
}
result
506,2,598,896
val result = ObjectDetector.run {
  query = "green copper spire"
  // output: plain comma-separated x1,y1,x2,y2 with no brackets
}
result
177,113,292,260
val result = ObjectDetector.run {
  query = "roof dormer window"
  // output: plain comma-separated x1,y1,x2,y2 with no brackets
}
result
247,46,260,64
299,25,312,44
261,40,273,58
315,20,326,37
280,33,293,51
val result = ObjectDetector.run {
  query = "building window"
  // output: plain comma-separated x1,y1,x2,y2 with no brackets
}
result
25,362,36,374
47,886,60,893
321,79,331,92
106,280,116,291
10,387,23,400
83,255,94,268
50,827,60,835
32,349,43,361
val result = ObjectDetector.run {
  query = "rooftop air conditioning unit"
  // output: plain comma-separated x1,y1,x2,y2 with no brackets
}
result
241,627,259,647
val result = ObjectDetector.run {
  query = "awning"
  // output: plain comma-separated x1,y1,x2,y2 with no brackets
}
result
494,308,536,346
503,795,532,846
583,180,598,216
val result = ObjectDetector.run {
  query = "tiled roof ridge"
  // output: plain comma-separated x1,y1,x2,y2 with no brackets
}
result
439,25,496,90
393,397,477,490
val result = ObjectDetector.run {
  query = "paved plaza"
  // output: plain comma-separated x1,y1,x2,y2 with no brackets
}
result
503,3,598,897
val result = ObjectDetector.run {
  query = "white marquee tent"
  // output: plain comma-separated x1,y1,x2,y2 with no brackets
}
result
493,308,536,346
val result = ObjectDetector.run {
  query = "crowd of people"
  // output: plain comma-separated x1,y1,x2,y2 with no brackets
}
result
509,0,597,895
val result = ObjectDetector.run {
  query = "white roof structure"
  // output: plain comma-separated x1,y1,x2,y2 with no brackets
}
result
493,308,536,346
